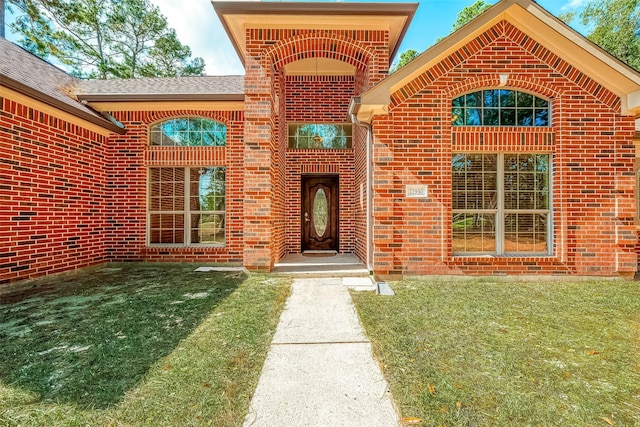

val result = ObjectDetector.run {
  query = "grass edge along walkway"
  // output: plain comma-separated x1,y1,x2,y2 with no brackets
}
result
351,278,640,427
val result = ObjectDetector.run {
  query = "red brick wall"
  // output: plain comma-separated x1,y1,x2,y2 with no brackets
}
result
244,29,389,266
0,98,109,284
372,21,637,277
285,75,355,122
105,109,245,264
283,75,357,254
285,151,356,254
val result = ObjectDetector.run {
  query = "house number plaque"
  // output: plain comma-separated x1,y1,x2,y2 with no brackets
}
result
406,185,428,198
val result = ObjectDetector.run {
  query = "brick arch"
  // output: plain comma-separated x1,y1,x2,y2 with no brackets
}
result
146,111,236,127
265,33,375,72
445,75,562,100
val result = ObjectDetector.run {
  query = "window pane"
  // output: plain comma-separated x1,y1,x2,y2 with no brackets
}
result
288,123,352,149
452,213,496,253
192,167,226,211
483,108,499,125
149,214,184,244
483,90,499,107
500,109,516,125
500,90,515,107
150,168,184,211
535,96,548,108
466,92,481,107
516,92,533,107
504,213,547,253
465,108,482,125
452,107,464,125
517,109,534,126
534,109,549,126
191,214,225,245
452,90,550,127
149,118,226,147
503,154,550,212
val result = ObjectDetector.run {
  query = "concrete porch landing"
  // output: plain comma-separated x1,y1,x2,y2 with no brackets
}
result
272,253,369,277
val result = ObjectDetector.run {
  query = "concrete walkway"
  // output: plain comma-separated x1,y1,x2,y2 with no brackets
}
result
243,278,400,427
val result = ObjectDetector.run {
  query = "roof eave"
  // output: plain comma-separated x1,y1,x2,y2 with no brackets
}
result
2,75,127,135
212,1,418,67
76,93,245,103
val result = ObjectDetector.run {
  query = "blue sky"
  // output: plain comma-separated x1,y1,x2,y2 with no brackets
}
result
398,0,586,56
5,0,590,76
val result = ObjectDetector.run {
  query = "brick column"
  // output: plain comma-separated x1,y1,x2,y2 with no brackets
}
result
243,55,276,270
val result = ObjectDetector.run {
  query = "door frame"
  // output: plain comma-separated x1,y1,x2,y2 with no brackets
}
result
300,174,339,252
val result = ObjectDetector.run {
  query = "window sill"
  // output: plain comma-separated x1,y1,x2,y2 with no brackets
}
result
452,254,552,259
147,244,226,249
286,148,353,152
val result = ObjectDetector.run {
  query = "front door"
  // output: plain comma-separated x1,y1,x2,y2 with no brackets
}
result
301,175,339,252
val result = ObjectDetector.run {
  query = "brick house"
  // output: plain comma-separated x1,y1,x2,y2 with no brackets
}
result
2,0,640,284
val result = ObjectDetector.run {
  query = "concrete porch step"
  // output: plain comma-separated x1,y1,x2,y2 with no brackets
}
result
272,253,370,278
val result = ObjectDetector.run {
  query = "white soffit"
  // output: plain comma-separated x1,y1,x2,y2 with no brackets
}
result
284,58,356,76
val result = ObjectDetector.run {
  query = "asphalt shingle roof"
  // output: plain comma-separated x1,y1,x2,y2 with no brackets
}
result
2,37,244,130
77,75,244,98
0,37,109,121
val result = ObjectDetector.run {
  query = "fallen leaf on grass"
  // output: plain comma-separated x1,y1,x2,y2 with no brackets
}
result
402,417,422,425
454,382,464,390
601,417,614,425
456,401,463,409
561,371,573,379
204,383,211,388
588,350,600,356
427,383,436,395
498,328,509,334
163,365,172,371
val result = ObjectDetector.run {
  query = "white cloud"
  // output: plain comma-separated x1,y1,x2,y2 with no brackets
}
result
151,0,245,75
561,0,587,11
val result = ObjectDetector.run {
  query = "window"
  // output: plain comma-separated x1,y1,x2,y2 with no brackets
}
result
148,167,225,246
288,123,352,149
452,90,550,126
150,117,226,147
452,153,550,255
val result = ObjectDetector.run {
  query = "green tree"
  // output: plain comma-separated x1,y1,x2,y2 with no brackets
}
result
562,0,640,70
391,1,493,73
8,0,205,78
452,0,493,32
390,49,419,73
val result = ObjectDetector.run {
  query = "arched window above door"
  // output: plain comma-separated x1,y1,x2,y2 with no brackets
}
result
150,117,226,147
452,89,550,127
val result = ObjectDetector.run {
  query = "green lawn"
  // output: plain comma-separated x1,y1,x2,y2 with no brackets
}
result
351,278,640,427
0,263,290,426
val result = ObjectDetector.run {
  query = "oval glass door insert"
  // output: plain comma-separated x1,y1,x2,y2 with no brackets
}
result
313,188,328,237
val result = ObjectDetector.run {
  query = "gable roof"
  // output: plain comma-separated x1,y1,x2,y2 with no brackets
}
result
213,1,418,67
0,38,126,134
351,0,640,122
76,76,245,102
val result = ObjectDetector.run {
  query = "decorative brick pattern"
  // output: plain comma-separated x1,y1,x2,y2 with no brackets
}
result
243,28,389,269
372,22,637,277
